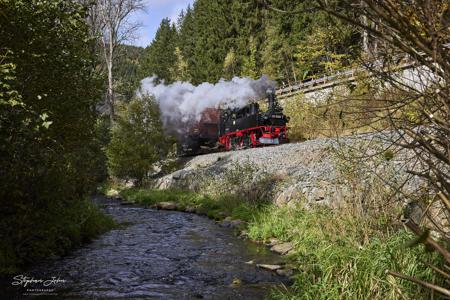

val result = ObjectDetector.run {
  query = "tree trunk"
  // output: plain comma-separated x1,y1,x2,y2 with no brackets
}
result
361,0,369,54
107,62,114,122
107,32,115,122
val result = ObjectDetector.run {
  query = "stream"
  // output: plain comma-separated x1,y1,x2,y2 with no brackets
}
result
3,195,290,299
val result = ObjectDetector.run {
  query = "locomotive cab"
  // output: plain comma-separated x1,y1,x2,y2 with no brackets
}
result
219,102,260,136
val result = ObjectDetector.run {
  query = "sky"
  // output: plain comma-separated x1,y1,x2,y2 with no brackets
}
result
128,0,195,48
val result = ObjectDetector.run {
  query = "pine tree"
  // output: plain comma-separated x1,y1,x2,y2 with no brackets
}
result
178,5,196,80
170,47,190,81
223,49,238,79
229,0,266,77
183,0,234,83
139,18,178,83
241,37,259,79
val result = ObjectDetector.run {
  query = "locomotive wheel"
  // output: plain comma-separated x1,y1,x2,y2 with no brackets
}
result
242,134,251,149
230,136,242,150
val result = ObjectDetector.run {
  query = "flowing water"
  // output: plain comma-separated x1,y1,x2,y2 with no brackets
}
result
3,196,289,299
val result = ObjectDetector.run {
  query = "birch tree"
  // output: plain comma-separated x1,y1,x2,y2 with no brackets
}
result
86,0,144,121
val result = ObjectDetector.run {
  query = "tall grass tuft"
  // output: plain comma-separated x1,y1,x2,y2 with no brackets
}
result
247,205,441,300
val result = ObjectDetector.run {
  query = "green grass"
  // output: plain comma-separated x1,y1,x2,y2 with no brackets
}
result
98,180,126,196
247,205,442,300
116,186,444,300
120,187,258,221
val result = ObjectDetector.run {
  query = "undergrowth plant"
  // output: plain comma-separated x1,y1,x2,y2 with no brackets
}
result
247,205,441,300
199,159,280,207
331,139,407,231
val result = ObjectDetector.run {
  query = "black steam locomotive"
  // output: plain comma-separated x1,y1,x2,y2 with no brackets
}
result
179,88,289,155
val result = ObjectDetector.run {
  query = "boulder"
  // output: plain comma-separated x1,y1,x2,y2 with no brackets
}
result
184,206,196,213
270,242,294,255
256,264,282,271
276,268,294,277
157,202,177,210
275,185,303,207
230,219,244,228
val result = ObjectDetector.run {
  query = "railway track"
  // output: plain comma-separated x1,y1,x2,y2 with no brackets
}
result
275,43,450,100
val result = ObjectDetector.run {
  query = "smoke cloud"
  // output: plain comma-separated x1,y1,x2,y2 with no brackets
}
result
137,76,275,136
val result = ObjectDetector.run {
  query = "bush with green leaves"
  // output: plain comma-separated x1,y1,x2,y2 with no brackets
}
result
106,96,173,184
0,0,114,274
195,159,280,207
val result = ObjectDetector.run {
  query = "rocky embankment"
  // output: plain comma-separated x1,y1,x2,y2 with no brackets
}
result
155,133,426,208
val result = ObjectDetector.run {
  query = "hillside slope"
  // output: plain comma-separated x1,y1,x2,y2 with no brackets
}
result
155,133,424,208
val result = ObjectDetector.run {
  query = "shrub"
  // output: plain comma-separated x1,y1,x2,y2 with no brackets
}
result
0,0,113,274
106,95,174,184
199,160,279,206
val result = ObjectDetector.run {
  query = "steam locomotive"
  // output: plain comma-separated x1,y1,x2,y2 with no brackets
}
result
179,88,289,155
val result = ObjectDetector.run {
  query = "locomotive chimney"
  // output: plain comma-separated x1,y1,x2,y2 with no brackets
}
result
266,87,276,110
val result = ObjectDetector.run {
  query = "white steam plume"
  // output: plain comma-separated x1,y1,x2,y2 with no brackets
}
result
137,75,276,136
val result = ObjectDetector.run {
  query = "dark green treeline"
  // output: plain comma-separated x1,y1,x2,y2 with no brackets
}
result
139,0,361,85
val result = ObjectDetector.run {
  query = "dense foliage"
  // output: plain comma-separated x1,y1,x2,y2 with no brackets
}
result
114,45,144,102
139,18,178,84
106,96,173,184
0,0,113,273
139,0,360,85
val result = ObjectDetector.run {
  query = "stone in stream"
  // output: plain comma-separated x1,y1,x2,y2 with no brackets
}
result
184,206,196,213
157,201,177,210
267,238,281,246
218,220,231,228
270,242,294,255
218,217,244,228
276,268,294,277
256,264,283,271
218,216,232,227
230,219,244,228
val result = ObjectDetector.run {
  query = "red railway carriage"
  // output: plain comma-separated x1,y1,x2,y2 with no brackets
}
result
180,108,220,155
190,107,220,139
